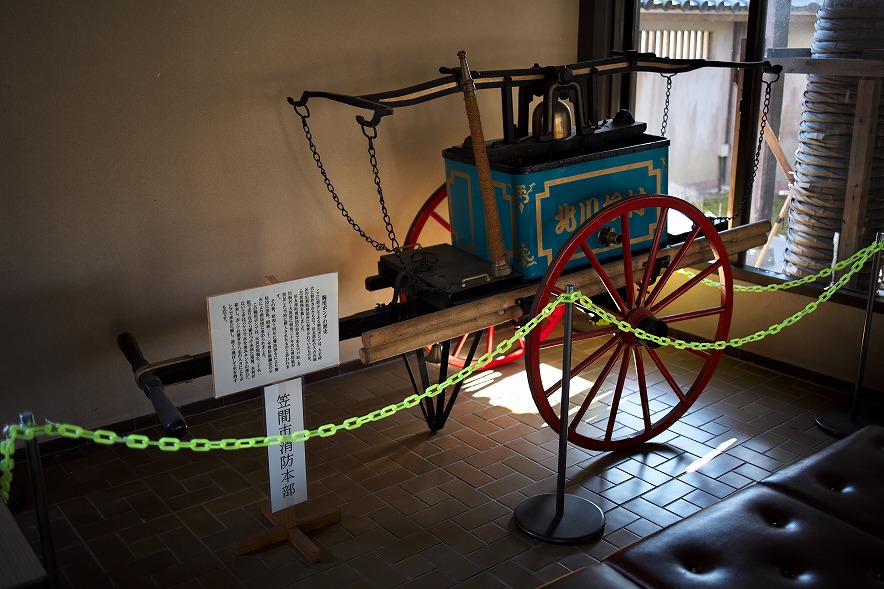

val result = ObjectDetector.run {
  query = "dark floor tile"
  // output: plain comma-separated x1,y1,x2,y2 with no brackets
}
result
9,350,847,589
599,476,656,505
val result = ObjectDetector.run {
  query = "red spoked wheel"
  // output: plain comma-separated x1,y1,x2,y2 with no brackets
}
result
405,184,451,248
405,184,563,370
525,195,733,450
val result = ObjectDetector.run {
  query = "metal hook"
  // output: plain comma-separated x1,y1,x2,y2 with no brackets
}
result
358,118,379,139
287,95,311,119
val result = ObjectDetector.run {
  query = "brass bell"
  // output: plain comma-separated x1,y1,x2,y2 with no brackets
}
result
532,97,573,140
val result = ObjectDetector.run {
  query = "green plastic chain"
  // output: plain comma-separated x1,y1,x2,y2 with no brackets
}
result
2,238,882,503
680,238,884,293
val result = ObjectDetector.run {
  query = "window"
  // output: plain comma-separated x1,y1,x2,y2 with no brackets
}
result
743,1,882,296
636,1,882,296
640,29,712,59
634,13,743,225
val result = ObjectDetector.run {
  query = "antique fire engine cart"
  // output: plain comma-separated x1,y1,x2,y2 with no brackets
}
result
120,51,780,452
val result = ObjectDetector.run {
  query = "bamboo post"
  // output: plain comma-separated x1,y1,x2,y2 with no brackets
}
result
756,129,794,265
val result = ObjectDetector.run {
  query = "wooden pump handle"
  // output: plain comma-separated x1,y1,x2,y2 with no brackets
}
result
458,51,511,277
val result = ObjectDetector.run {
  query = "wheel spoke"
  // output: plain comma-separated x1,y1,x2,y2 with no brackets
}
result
570,342,624,426
580,241,628,314
604,348,632,441
684,347,714,360
429,211,450,232
646,347,687,402
539,325,618,350
620,213,634,308
633,349,652,432
637,207,668,306
485,326,495,355
453,334,469,358
650,259,723,314
659,306,727,323
544,335,620,400
645,223,702,308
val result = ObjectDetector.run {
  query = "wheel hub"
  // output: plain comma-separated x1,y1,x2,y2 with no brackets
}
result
624,308,667,348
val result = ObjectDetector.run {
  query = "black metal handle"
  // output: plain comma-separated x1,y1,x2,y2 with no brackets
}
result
117,332,187,439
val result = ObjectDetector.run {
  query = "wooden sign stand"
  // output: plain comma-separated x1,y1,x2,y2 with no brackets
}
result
234,501,342,562
231,275,342,563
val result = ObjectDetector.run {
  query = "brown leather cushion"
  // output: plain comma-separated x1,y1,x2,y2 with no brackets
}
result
759,424,884,539
604,484,884,588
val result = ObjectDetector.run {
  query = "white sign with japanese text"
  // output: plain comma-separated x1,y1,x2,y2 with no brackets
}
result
207,273,339,398
264,379,307,512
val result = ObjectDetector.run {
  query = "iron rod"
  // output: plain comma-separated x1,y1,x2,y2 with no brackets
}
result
20,411,57,588
849,231,884,423
555,285,575,520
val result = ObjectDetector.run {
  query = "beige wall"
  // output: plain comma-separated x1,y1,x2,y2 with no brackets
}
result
0,1,579,430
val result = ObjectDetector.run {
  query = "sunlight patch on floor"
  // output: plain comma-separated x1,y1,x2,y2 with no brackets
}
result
465,368,536,414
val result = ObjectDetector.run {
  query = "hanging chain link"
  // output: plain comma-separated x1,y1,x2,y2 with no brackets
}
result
659,69,779,224
365,133,400,253
680,237,883,292
293,103,396,253
582,238,883,350
292,102,447,296
660,73,675,137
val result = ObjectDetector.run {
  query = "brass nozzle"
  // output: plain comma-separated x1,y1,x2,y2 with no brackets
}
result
458,51,476,98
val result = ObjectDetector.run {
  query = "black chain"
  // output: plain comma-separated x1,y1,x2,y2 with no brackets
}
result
365,131,401,253
291,102,447,297
660,73,675,137
293,103,396,253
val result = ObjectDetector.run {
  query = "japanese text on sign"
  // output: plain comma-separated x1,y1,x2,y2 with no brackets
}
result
208,273,339,398
264,379,307,511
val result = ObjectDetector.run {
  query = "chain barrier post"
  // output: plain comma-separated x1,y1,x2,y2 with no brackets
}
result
513,285,605,544
816,231,884,438
20,411,58,588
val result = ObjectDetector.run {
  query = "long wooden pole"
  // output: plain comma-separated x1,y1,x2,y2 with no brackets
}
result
359,220,771,364
458,51,511,278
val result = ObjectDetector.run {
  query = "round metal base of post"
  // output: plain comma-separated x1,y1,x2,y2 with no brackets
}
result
815,407,884,439
513,493,605,544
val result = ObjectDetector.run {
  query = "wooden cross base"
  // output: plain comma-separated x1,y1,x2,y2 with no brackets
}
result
234,501,342,563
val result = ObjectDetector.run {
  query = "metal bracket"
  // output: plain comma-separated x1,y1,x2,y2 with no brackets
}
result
401,330,484,432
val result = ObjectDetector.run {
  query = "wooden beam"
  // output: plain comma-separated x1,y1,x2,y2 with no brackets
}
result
838,78,880,287
234,501,341,563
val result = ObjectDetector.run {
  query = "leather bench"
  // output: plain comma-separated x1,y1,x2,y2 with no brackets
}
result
542,424,884,589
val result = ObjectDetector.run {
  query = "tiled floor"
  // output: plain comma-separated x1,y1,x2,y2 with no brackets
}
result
10,345,850,588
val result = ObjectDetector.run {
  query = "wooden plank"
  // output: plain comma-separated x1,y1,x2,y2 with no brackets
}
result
838,78,880,287
234,527,289,555
287,527,321,563
763,129,793,180
262,502,298,528
359,221,771,364
768,56,884,78
296,506,342,533
360,305,522,364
